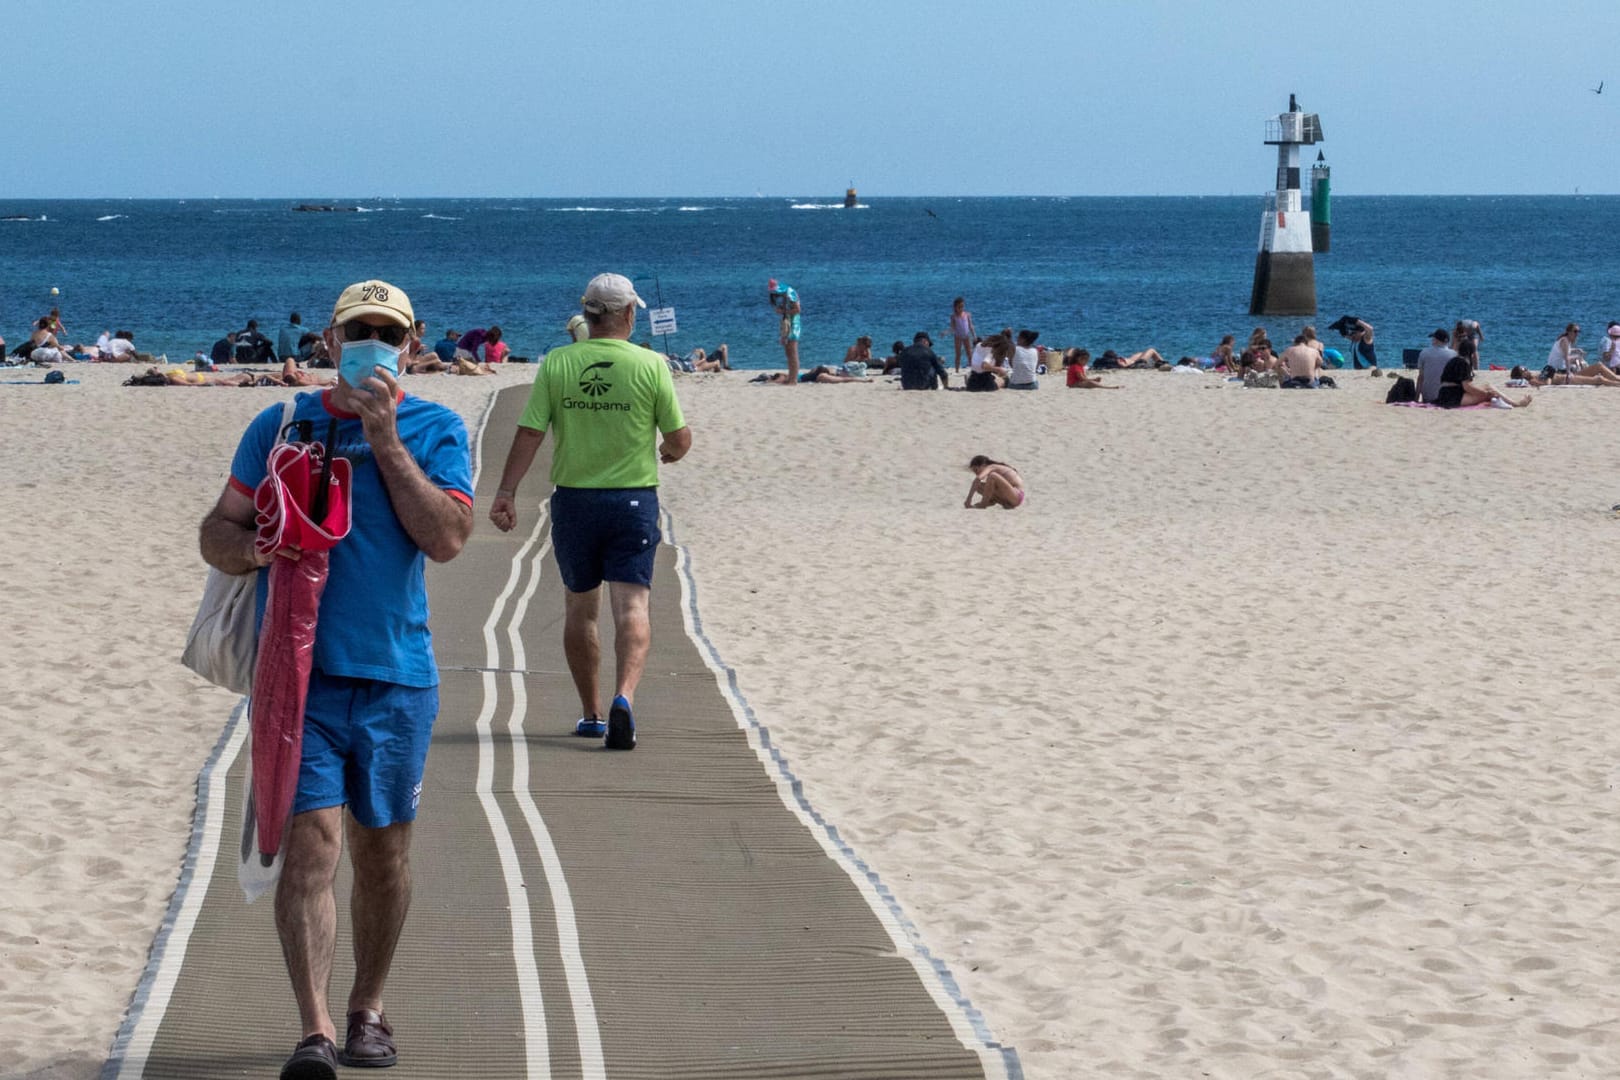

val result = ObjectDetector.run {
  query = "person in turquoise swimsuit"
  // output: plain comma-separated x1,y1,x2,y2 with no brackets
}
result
768,278,801,384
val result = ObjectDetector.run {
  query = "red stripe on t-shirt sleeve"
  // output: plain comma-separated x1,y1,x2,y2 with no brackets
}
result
446,488,474,508
228,476,255,498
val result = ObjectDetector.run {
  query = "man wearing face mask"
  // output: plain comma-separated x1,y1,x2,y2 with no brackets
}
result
198,279,474,1080
489,273,692,751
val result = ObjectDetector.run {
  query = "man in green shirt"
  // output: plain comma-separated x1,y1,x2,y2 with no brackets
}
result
490,273,692,750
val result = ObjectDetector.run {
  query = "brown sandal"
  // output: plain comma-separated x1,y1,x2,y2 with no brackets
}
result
280,1033,338,1080
338,1009,397,1068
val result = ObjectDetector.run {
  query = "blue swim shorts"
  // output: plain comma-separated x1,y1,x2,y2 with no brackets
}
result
294,669,440,828
549,485,660,593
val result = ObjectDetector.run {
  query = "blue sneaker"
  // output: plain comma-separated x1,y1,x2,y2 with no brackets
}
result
605,695,637,751
574,716,606,738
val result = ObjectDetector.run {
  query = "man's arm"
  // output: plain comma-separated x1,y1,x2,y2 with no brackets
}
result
200,484,276,574
660,425,692,464
489,425,547,532
371,440,474,562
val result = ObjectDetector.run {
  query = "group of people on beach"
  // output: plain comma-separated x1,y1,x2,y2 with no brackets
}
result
1400,320,1620,409
0,307,139,365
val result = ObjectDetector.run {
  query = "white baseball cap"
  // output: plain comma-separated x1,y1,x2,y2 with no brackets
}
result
580,273,646,314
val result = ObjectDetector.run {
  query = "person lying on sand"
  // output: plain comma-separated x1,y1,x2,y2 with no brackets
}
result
261,358,335,387
143,366,258,387
1508,364,1620,388
964,455,1025,509
1092,347,1165,370
1063,349,1120,388
760,364,870,384
406,354,496,376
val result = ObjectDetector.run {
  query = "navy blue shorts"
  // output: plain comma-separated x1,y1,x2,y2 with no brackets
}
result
295,669,440,828
549,486,660,593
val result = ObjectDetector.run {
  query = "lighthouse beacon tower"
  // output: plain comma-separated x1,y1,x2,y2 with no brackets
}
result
1248,94,1324,316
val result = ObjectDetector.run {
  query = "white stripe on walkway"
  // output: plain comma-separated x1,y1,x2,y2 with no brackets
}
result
474,506,553,1079
505,536,607,1080
664,513,1018,1080
106,703,249,1080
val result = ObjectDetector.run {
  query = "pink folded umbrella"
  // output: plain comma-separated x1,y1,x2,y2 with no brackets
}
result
249,435,352,862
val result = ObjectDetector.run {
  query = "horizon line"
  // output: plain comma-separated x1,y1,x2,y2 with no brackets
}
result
1,192,1616,202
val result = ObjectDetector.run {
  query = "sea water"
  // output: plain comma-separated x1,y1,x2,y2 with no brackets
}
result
0,196,1614,369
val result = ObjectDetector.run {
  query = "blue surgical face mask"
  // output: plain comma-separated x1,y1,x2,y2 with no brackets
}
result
339,338,401,389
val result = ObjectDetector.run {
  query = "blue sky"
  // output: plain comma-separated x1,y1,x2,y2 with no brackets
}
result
9,0,1616,197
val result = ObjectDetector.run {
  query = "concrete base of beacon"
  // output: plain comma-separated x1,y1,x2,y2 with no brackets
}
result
1248,251,1316,316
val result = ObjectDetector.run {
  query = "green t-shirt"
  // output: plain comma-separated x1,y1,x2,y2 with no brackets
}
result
518,338,686,489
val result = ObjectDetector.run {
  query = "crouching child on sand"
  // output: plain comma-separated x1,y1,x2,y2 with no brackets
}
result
964,455,1025,509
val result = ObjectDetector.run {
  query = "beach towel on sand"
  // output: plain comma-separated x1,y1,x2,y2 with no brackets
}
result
240,437,352,902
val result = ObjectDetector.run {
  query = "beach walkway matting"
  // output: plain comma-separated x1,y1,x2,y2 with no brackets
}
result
105,384,1020,1080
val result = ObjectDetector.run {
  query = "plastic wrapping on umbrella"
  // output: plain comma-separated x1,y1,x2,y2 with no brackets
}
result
247,439,352,861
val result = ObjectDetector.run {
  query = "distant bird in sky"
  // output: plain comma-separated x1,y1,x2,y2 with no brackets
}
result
1592,80,1604,95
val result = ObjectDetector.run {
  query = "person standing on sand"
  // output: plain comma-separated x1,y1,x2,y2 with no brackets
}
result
768,278,801,384
198,279,474,1080
489,272,692,751
1347,318,1378,370
950,296,977,371
964,455,1025,509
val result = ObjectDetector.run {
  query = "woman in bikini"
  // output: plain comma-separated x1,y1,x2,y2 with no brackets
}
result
964,455,1025,509
950,296,976,371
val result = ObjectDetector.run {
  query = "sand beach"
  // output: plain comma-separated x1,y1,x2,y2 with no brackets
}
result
6,363,1620,1078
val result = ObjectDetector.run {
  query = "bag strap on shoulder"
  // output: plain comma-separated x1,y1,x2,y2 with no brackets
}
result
274,397,297,447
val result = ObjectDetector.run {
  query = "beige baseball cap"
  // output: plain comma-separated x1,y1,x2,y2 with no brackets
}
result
332,279,414,327
580,273,646,314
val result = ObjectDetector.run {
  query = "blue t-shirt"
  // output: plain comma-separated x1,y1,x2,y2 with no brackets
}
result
230,389,473,688
276,323,302,361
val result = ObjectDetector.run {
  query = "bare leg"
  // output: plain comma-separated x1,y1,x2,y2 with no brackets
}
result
346,816,413,1014
977,473,1023,509
954,338,966,371
715,344,731,370
275,807,345,1041
607,583,651,703
563,587,603,718
783,340,799,384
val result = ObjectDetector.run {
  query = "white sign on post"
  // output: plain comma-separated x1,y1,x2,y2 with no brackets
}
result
649,307,678,336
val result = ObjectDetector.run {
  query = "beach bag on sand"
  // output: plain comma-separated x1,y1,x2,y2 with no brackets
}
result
1385,376,1418,404
180,400,296,694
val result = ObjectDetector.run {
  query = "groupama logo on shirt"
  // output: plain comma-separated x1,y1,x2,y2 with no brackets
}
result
578,362,613,398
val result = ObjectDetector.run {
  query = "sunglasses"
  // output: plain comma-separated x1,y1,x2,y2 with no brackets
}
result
342,321,408,347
